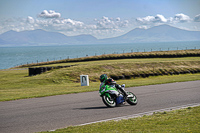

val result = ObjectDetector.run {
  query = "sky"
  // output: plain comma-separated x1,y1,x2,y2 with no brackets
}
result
0,0,200,39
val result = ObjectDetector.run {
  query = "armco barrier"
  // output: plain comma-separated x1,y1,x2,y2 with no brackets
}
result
29,68,36,76
28,65,75,76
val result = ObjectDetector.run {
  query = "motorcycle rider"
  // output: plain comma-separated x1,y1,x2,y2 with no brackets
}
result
99,74,128,97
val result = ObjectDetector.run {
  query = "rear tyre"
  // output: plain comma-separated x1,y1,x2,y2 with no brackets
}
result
102,94,116,107
126,92,137,105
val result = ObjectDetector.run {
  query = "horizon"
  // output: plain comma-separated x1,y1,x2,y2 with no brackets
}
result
1,24,199,39
0,0,200,39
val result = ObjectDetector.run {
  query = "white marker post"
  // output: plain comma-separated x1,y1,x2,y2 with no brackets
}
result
80,75,89,86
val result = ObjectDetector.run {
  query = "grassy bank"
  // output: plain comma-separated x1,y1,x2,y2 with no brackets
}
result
0,57,200,101
41,106,200,133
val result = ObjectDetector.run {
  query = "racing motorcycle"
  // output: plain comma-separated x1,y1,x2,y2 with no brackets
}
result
99,84,137,107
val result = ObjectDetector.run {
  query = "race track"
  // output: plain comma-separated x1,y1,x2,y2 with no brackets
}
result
0,80,200,133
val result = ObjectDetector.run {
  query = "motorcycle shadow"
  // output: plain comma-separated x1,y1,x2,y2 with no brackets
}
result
77,104,129,110
78,106,108,110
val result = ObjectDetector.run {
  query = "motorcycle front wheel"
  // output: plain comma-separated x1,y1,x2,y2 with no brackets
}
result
102,94,116,107
126,92,138,105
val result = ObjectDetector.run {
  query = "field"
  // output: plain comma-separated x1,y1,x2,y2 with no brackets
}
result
0,54,200,101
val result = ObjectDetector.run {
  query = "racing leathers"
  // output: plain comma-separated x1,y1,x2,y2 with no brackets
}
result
99,78,128,97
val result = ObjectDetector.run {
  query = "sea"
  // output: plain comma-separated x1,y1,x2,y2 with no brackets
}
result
0,41,200,70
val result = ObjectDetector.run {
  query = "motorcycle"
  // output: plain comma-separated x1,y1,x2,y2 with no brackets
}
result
99,84,137,107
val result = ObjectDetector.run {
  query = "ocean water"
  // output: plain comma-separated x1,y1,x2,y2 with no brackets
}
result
0,41,199,70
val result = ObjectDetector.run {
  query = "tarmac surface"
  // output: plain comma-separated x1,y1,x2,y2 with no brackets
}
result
0,80,200,133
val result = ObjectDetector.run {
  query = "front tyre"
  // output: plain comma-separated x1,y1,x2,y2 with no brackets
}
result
126,92,138,105
102,94,116,107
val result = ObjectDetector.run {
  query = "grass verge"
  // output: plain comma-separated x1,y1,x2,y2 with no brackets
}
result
0,70,200,101
41,106,200,133
1,57,200,101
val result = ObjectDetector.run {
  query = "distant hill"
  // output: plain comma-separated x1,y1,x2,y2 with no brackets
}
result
0,25,200,46
0,38,7,45
0,29,98,46
70,34,98,43
101,25,200,43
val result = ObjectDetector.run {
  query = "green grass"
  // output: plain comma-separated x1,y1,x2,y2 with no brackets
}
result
41,106,200,133
29,57,200,82
1,57,200,101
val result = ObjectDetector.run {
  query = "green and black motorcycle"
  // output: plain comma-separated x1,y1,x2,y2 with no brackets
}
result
99,84,137,107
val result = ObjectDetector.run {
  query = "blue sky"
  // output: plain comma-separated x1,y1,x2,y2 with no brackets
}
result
0,0,200,39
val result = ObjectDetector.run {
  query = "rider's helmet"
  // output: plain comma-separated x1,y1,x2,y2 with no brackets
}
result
100,74,108,82
105,78,116,85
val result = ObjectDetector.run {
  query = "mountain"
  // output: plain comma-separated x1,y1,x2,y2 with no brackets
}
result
0,38,7,45
102,25,200,43
0,29,98,46
0,25,200,46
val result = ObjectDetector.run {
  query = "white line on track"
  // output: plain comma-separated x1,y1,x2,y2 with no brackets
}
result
77,103,200,126
48,103,200,132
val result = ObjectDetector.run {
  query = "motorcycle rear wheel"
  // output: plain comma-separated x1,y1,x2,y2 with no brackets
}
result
102,94,116,107
126,92,138,105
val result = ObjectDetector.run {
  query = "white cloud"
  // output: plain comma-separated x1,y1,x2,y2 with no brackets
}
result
116,17,120,21
136,13,193,25
136,14,167,24
32,18,86,32
136,16,154,24
155,14,167,23
61,19,84,26
38,10,61,18
138,25,148,29
26,16,35,24
95,16,129,29
173,13,191,23
194,14,200,22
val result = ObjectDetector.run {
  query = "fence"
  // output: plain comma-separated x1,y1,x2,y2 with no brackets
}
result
16,46,199,67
